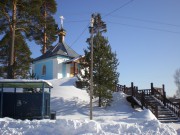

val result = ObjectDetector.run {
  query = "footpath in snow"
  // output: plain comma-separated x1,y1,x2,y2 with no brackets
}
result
0,77,179,135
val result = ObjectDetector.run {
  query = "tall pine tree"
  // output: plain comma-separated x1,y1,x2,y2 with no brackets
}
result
30,0,58,54
0,32,32,78
0,0,42,78
81,13,119,107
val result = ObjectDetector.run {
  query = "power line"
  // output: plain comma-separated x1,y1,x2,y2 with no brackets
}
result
103,0,135,18
65,0,180,53
61,15,180,30
108,15,180,28
64,0,135,23
107,21,180,34
67,0,135,49
65,20,89,23
69,23,89,47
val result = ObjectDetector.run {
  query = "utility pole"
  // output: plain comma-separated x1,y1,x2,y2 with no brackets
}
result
89,14,94,120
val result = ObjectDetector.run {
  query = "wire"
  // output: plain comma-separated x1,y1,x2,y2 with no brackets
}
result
65,20,89,23
65,0,135,50
108,15,180,28
64,0,135,23
69,23,89,47
61,23,89,57
107,21,180,34
103,0,135,18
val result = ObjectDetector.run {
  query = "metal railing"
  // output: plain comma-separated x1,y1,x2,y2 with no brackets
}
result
116,82,180,118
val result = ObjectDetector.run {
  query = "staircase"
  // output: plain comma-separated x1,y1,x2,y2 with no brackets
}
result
117,83,180,123
144,95,179,123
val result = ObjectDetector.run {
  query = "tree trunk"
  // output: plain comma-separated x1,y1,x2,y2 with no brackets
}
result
42,3,47,54
8,0,17,79
98,93,101,107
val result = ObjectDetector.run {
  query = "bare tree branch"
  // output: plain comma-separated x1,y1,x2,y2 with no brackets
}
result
15,27,28,33
174,68,180,98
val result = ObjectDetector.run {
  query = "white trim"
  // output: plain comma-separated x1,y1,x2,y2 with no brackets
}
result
66,64,70,77
53,59,57,79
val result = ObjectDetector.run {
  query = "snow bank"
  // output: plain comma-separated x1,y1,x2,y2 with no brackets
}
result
49,77,89,101
0,118,177,135
130,109,157,121
0,77,178,134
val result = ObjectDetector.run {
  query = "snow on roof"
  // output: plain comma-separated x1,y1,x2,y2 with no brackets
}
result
0,79,53,88
64,55,84,63
33,42,80,62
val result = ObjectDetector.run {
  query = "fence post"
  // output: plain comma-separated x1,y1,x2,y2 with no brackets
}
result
162,84,166,106
131,82,134,96
136,86,138,97
155,105,158,118
141,91,145,108
151,83,154,95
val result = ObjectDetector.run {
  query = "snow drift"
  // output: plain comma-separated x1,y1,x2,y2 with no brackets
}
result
0,77,178,135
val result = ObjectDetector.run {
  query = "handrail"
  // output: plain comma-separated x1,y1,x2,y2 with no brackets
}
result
116,84,132,95
154,87,163,94
134,89,158,118
138,89,152,96
153,88,180,117
153,88,164,103
165,98,180,117
117,83,180,118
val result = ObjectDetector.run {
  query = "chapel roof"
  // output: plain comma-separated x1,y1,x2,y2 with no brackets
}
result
33,42,79,62
33,27,80,62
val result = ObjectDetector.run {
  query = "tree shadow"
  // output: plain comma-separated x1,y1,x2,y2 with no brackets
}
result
50,97,89,116
59,78,77,86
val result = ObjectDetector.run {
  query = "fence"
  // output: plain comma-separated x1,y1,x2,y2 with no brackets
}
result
117,82,180,118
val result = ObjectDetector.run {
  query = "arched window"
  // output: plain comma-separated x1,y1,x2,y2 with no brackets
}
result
42,65,46,75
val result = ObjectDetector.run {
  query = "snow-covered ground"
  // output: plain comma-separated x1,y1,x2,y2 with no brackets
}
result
0,77,179,135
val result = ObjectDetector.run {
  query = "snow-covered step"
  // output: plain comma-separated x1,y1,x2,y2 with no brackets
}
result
160,119,180,123
158,115,178,119
158,114,176,117
140,95,180,123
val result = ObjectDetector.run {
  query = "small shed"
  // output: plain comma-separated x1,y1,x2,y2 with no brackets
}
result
0,80,53,120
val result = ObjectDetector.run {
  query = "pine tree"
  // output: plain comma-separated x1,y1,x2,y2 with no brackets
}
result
0,0,48,78
0,32,32,79
81,13,119,107
30,0,58,54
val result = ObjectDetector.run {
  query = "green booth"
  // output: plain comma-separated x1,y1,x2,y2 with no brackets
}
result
0,80,53,120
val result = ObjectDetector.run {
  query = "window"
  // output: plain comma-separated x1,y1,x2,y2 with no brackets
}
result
42,65,46,75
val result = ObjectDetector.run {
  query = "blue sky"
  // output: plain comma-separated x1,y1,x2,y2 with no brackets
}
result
3,0,180,96
46,0,179,97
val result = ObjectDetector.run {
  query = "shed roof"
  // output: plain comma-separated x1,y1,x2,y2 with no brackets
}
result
0,79,53,88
